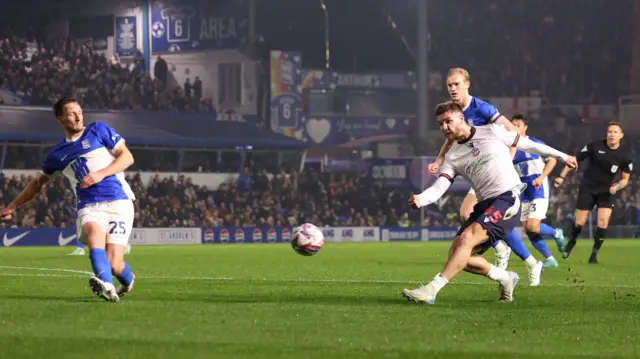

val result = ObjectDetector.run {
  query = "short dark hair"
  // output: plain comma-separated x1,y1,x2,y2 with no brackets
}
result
434,101,463,117
53,97,78,117
608,121,623,132
511,113,528,124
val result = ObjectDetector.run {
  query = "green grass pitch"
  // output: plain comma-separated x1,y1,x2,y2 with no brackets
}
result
1,240,640,359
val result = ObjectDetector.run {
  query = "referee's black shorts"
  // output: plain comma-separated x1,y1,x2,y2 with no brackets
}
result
576,185,614,210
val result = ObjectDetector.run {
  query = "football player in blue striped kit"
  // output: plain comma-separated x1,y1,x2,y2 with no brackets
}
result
510,114,565,267
0,97,136,302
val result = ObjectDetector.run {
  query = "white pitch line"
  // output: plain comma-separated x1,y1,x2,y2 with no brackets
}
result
0,265,93,275
0,266,639,289
0,273,84,278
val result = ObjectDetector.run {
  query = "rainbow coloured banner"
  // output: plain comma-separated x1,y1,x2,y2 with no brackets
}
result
270,51,302,137
269,51,417,147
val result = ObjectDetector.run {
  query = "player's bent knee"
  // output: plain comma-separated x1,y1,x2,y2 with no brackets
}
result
525,222,541,234
459,224,486,248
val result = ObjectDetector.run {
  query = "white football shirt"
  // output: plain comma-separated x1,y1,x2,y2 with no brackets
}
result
438,124,527,201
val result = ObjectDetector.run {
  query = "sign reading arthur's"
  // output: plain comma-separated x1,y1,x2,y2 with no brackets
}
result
150,0,248,53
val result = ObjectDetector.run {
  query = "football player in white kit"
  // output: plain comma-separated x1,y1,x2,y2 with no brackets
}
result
402,101,577,304
0,97,136,302
428,69,545,283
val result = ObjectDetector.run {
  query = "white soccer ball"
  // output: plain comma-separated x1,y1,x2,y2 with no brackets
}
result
151,22,165,38
291,223,324,256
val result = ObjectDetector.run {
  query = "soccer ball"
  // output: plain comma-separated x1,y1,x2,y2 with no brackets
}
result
151,22,165,38
291,223,324,256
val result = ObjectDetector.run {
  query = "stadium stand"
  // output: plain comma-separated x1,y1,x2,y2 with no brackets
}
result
0,0,636,232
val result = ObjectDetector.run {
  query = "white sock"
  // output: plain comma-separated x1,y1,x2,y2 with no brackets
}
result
494,240,509,254
486,265,510,283
524,255,538,269
429,273,449,294
547,255,556,261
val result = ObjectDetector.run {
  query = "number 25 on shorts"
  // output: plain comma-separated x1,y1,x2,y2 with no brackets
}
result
108,221,126,235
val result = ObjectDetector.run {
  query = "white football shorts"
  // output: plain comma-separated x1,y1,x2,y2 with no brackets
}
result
76,199,135,246
520,198,549,221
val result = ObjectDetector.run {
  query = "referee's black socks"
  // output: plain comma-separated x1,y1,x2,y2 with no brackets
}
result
592,227,606,255
570,224,583,242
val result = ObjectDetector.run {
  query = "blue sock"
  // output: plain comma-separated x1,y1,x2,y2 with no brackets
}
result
116,261,133,286
76,238,84,249
89,248,113,283
528,233,552,258
503,229,532,261
539,223,556,237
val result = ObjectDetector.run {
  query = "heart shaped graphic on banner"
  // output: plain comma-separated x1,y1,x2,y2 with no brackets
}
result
306,118,332,144
386,118,396,129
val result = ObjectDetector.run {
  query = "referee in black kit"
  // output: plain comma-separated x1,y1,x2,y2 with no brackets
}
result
554,121,633,264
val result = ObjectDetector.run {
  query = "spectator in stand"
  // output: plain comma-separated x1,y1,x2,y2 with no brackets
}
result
0,31,216,113
154,55,168,88
0,168,638,230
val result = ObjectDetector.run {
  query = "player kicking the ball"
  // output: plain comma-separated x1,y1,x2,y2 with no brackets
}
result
402,101,576,304
0,97,136,302
510,114,565,267
429,68,544,285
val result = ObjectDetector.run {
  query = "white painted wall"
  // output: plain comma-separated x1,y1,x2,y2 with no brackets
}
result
150,50,258,114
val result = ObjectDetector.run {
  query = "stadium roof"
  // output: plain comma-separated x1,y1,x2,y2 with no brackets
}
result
0,107,307,149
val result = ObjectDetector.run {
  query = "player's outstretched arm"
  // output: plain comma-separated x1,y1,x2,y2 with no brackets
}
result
494,116,518,158
428,139,455,175
80,143,135,188
555,143,592,186
515,137,576,168
410,175,453,209
493,124,576,168
0,173,52,220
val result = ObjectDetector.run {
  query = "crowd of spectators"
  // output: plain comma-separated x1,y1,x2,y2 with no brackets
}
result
0,2,637,234
0,0,631,110
1,166,638,232
0,31,215,113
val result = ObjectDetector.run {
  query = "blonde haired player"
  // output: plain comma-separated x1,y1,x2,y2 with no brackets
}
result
428,68,545,285
0,97,136,302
